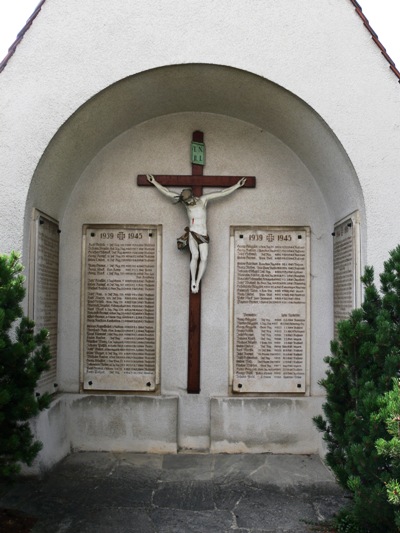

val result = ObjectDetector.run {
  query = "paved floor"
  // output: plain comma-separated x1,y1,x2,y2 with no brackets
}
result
0,452,348,532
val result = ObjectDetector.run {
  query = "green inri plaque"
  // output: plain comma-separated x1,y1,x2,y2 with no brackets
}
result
191,141,205,165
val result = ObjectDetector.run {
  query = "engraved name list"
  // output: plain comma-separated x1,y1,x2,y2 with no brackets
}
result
231,227,310,394
81,225,161,391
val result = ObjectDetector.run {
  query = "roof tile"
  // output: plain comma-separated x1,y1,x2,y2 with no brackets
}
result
0,0,46,74
349,0,400,82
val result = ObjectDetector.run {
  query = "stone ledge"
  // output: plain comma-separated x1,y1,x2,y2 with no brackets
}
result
29,394,179,473
68,394,179,453
210,396,324,454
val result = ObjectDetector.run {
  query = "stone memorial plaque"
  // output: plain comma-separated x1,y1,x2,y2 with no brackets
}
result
333,212,361,335
29,210,60,395
230,227,310,394
81,225,161,391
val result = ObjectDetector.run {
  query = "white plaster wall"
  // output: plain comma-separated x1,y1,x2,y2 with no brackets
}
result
0,0,399,275
58,113,332,450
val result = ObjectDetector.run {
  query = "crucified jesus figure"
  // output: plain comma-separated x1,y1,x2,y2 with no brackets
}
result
147,174,246,293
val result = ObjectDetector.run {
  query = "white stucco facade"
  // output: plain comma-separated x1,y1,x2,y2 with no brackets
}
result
1,0,399,471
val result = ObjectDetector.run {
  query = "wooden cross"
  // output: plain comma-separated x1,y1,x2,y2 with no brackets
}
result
137,131,256,393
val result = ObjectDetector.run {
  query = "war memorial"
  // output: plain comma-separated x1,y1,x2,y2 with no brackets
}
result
0,0,399,472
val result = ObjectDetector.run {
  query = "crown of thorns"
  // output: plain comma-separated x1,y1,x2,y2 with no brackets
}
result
174,188,193,203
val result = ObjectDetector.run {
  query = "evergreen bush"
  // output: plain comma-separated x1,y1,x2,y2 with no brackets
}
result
0,252,51,478
314,245,400,532
375,378,400,530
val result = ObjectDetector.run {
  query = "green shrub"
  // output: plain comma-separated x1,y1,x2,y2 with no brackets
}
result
375,378,400,530
0,252,51,478
314,245,400,532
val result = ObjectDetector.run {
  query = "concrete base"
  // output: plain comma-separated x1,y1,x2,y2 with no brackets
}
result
69,395,178,454
210,396,325,454
29,394,325,473
27,396,70,473
30,394,179,473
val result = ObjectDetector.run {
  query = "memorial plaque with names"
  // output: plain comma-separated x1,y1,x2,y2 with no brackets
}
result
333,212,361,335
81,225,161,391
230,227,310,394
29,210,60,395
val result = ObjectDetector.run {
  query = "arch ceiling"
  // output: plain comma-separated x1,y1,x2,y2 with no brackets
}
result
27,64,363,224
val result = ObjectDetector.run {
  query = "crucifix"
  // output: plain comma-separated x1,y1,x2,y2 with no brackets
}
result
137,131,256,393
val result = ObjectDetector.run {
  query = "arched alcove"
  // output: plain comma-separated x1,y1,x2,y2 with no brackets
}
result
25,64,364,235
24,64,365,457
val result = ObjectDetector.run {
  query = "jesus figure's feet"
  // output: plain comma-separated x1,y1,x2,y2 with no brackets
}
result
191,282,199,293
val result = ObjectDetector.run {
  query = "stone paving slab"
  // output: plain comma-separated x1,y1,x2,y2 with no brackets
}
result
0,452,348,532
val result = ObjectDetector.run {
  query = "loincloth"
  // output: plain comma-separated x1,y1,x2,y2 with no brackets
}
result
177,227,210,250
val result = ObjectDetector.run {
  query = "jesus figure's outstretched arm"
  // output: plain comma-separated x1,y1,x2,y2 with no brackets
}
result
201,177,246,202
146,174,178,200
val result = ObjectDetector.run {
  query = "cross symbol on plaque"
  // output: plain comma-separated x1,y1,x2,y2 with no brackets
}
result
137,131,256,393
